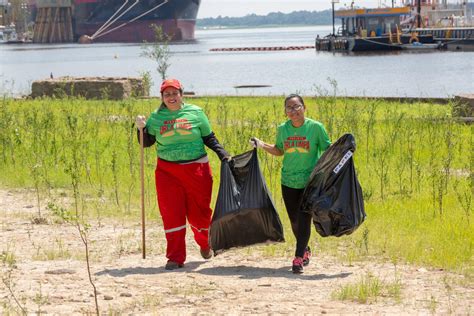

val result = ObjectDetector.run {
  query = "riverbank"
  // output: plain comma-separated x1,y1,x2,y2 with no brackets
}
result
1,96,472,313
1,188,472,314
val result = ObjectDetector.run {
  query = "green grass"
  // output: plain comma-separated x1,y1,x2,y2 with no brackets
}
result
0,96,472,275
141,294,162,307
1,246,17,268
331,272,402,303
32,237,72,261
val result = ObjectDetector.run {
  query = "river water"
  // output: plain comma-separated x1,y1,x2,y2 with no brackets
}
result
0,25,473,97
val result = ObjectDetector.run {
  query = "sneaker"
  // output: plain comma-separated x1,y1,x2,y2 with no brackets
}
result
200,248,212,260
292,257,304,274
165,260,184,270
303,246,312,266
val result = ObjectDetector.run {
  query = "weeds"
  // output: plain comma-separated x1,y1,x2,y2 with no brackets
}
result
33,284,49,315
169,281,214,297
1,246,26,314
442,275,454,314
362,227,369,254
142,294,162,307
32,237,71,261
0,96,471,273
115,231,141,257
1,269,28,314
48,197,100,315
1,247,16,268
452,178,472,223
429,295,438,313
332,272,402,304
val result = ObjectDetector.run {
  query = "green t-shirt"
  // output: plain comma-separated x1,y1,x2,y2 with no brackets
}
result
275,118,331,189
145,103,212,162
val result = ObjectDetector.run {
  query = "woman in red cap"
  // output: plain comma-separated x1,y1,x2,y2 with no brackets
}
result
136,79,230,270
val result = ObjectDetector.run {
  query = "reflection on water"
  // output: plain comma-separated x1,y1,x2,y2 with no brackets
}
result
0,25,472,97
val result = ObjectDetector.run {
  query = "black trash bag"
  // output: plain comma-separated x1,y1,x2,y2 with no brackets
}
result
301,134,366,237
210,149,285,254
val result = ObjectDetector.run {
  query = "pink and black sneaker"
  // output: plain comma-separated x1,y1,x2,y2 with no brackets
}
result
303,246,312,266
292,257,304,274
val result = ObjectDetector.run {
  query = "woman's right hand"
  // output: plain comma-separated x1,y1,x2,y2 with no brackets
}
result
136,115,147,129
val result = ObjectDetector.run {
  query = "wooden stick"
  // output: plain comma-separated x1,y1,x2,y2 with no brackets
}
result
139,127,146,259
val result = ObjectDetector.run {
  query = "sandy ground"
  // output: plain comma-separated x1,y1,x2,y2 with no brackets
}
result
1,188,473,315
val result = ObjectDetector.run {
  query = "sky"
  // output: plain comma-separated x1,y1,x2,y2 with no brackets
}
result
198,0,385,18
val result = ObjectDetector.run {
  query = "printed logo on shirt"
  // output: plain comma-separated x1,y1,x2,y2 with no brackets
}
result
284,136,309,154
160,118,192,137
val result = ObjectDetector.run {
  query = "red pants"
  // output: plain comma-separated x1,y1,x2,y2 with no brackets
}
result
155,158,213,264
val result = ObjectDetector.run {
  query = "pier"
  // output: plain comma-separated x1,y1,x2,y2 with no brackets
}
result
33,0,73,43
31,77,149,100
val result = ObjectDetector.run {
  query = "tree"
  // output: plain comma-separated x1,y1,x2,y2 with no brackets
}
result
140,24,171,81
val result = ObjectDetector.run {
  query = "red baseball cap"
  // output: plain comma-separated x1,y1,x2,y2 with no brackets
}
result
160,79,182,93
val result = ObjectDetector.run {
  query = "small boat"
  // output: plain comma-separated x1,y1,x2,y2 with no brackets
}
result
316,1,473,52
0,25,21,44
316,6,437,52
401,42,444,50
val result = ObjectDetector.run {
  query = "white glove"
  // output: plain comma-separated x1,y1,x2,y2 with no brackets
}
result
136,115,146,129
249,137,264,148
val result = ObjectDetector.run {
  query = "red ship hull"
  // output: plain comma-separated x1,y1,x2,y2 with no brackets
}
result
29,0,200,42
76,19,197,42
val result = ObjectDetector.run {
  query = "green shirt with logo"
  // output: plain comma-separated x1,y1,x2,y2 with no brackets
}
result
145,103,212,162
275,118,331,189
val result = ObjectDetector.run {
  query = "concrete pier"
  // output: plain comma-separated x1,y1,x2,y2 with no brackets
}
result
31,77,150,100
453,94,474,117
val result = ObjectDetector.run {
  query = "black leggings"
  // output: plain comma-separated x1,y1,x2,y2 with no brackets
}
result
281,185,312,258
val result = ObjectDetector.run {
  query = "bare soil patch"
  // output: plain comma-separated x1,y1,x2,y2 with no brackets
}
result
1,188,472,314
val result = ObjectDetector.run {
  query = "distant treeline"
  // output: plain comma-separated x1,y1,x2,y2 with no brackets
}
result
197,10,332,28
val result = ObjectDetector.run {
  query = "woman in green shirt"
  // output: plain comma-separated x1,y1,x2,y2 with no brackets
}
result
251,94,331,274
136,79,230,270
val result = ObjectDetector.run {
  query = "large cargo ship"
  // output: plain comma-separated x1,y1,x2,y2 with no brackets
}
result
31,0,201,42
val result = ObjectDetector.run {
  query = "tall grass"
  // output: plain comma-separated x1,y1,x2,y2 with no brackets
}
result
331,272,402,303
0,95,472,275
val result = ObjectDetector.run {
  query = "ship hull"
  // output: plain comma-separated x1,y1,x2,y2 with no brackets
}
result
75,19,197,42
30,0,201,42
316,34,435,52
